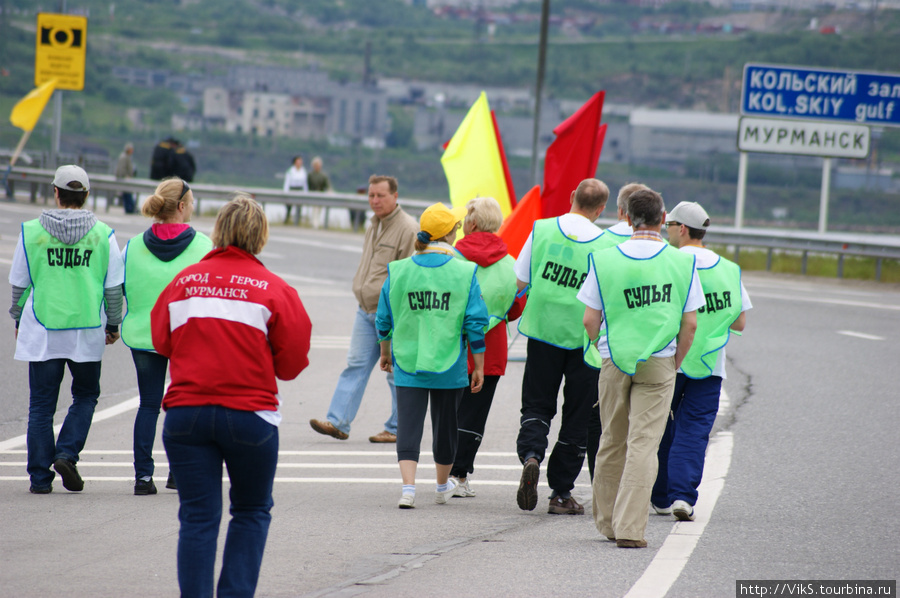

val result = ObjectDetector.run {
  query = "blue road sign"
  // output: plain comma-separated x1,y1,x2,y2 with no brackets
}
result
741,63,900,127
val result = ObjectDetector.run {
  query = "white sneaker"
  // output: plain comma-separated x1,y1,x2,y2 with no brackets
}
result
398,494,416,509
672,500,695,521
651,503,673,515
452,478,476,498
435,479,458,504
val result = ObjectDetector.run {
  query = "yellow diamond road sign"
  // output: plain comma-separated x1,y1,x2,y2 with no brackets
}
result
35,13,87,91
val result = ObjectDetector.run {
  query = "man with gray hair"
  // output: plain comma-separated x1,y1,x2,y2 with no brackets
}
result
115,142,136,214
578,188,704,548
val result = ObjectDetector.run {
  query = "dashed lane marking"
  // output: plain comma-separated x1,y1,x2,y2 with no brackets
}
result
836,330,885,341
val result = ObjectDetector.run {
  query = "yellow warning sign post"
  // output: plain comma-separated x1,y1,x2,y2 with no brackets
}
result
35,13,87,91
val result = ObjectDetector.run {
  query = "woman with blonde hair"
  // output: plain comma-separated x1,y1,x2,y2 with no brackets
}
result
153,194,312,597
122,177,212,495
376,202,488,509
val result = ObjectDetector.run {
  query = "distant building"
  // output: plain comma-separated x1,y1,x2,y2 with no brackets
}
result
113,64,387,145
628,109,739,167
202,67,387,145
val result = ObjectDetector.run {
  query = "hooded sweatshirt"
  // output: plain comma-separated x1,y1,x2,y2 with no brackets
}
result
10,210,123,330
455,232,526,377
144,224,198,261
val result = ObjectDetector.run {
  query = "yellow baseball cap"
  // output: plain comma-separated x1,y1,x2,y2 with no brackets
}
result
419,202,467,241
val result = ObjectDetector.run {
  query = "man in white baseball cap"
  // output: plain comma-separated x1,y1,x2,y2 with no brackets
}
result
52,164,91,193
651,200,752,522
9,164,124,494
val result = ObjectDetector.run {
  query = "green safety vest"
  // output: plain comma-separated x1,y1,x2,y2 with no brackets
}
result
593,244,695,375
387,256,477,375
596,228,629,250
518,218,607,349
121,230,212,350
22,219,112,330
581,227,630,368
472,255,516,333
680,255,742,379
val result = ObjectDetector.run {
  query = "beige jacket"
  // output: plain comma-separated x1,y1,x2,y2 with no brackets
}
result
352,205,418,313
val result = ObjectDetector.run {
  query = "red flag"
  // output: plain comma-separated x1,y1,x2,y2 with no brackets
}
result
491,110,517,210
540,91,606,218
498,185,541,259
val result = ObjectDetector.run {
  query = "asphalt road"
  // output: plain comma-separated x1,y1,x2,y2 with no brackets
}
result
0,199,897,597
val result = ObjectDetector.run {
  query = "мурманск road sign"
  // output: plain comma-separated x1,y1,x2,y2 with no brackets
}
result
741,63,900,127
737,117,870,159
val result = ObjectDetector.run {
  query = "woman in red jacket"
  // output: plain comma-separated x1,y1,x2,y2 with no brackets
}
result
152,194,312,598
450,197,526,498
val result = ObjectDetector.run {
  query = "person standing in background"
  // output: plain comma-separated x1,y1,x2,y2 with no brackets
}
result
122,177,212,496
150,138,176,181
8,165,124,494
306,156,331,229
282,155,308,225
115,143,136,214
170,141,196,183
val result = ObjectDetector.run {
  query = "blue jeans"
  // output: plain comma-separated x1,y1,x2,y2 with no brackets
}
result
122,191,136,214
652,373,723,508
326,307,397,435
26,359,101,490
131,350,169,480
163,405,278,598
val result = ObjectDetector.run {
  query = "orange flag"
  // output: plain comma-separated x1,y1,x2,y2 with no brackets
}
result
498,185,541,259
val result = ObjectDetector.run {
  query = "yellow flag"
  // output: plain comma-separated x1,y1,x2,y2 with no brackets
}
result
10,79,57,132
441,92,512,216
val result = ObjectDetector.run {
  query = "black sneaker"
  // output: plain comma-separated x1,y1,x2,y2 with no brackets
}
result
516,458,540,511
165,472,177,490
53,458,84,492
134,479,158,496
29,485,52,494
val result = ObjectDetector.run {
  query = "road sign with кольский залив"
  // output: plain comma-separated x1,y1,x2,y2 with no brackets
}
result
741,63,900,127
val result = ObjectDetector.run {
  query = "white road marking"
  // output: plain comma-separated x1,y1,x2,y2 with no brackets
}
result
750,291,900,311
836,330,885,341
267,235,362,254
624,426,734,598
2,386,733,598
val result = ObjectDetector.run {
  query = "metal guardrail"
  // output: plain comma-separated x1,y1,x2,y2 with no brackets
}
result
3,165,434,219
7,166,900,280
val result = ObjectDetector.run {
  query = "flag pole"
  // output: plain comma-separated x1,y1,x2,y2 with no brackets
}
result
3,129,32,200
529,0,550,187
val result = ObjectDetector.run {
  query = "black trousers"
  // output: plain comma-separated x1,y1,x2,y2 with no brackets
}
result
516,338,598,494
451,375,501,478
396,386,463,464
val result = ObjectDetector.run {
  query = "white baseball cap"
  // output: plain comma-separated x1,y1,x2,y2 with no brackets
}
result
667,201,709,229
53,165,90,192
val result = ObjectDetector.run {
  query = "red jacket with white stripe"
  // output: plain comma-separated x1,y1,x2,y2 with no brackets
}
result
152,246,312,412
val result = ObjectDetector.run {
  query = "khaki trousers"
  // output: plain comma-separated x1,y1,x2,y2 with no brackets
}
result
592,356,676,541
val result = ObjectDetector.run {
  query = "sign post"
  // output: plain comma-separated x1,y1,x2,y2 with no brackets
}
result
737,63,900,232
